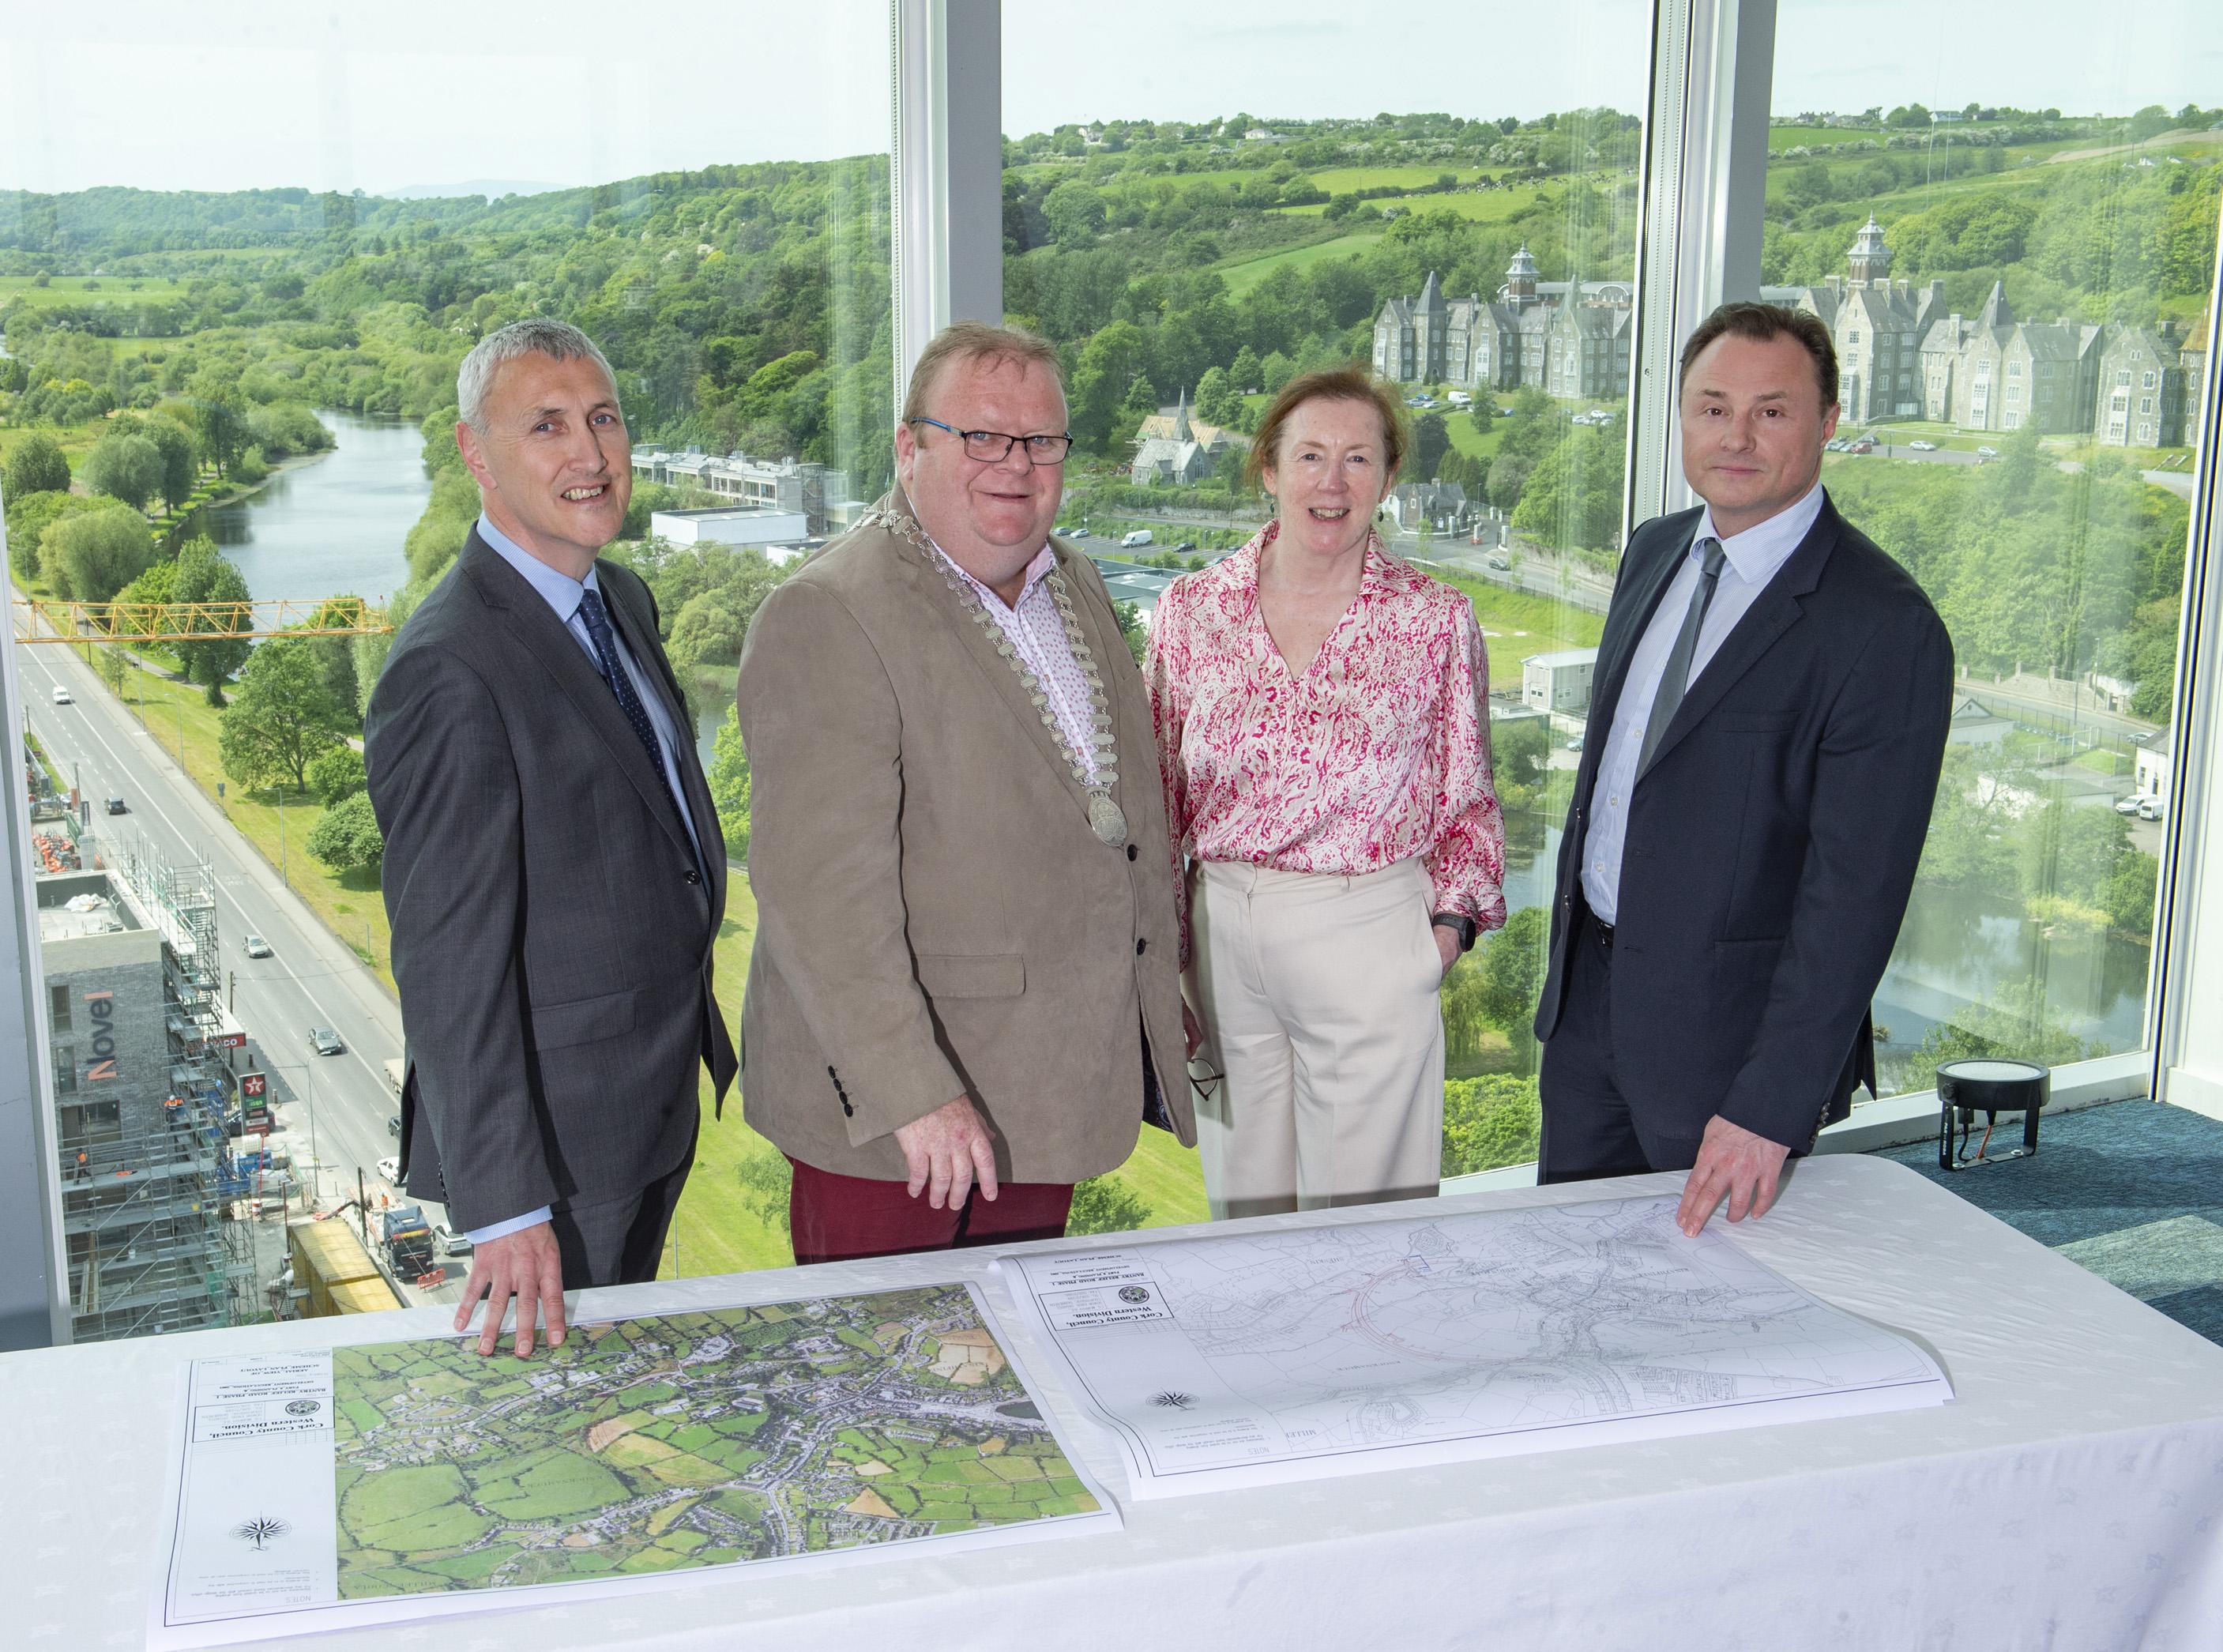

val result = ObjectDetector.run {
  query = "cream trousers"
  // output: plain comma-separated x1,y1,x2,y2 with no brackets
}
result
1187,857,1446,1221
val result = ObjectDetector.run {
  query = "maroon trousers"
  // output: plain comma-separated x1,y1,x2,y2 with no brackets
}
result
784,1157,1074,1266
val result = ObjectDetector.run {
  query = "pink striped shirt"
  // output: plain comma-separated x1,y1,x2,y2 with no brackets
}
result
1145,524,1506,967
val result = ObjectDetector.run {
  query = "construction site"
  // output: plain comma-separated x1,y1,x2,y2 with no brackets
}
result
27,747,276,1340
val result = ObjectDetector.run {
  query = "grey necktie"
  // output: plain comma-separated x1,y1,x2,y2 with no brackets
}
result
1637,536,1729,776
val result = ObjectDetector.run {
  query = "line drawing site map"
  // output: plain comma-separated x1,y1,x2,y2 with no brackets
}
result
1001,1194,1953,1497
153,1282,1114,1646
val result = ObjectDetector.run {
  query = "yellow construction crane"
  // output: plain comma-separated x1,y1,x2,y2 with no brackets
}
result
12,596,393,645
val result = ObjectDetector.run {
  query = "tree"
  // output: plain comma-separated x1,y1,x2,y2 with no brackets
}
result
1486,451,1535,514
1490,714,1548,798
1229,345,1262,393
706,704,752,860
1113,600,1146,666
1066,1175,1152,1236
1441,1074,1541,1177
1474,905,1550,1067
1261,350,1296,396
3,431,70,499
170,538,254,705
1194,366,1240,430
2015,797,2128,909
40,504,152,602
1412,412,1450,481
306,791,385,875
95,643,130,699
144,417,200,513
1467,397,1495,438
217,637,348,792
1511,430,1622,553
81,433,164,512
306,744,368,806
1041,179,1108,245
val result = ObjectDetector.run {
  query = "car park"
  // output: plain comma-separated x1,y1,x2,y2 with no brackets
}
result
309,1026,344,1056
51,686,72,706
243,934,272,958
1907,439,1938,451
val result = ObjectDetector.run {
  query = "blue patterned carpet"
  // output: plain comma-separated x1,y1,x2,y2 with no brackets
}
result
1880,1097,2223,1346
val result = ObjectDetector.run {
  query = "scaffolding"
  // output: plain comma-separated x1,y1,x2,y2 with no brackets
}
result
51,837,259,1342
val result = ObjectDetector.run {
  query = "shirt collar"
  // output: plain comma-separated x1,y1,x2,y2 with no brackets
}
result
1237,518,1405,600
478,512,603,623
932,539,1055,613
1692,478,1826,586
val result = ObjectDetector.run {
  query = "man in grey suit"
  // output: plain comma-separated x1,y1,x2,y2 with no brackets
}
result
367,318,735,1357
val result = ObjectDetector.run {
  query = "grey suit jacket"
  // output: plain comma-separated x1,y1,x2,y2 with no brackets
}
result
365,529,738,1230
735,487,1194,1185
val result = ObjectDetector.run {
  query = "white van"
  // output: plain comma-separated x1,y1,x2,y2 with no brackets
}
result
51,685,72,706
1120,529,1154,549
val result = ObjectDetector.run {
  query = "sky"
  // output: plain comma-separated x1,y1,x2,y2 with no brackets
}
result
2,0,2218,197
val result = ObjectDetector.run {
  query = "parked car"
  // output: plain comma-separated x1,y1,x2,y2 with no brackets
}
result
375,1156,401,1184
1446,391,1473,407
243,934,273,958
309,1026,344,1056
1120,529,1153,548
1846,438,1878,454
2115,795,2144,815
1824,438,1849,451
50,685,72,706
1977,446,1999,458
1905,439,1938,451
1175,540,1197,552
2137,798,2166,821
1486,554,1511,570
103,796,126,815
432,1224,474,1258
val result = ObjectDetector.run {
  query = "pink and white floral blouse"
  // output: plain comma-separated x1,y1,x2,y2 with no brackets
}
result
1145,522,1506,968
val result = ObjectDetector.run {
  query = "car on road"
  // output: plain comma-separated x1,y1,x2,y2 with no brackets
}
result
2137,798,2167,821
2115,795,2144,815
432,1224,474,1258
1567,735,1584,755
1846,437,1878,454
243,934,273,958
1486,554,1511,570
103,796,126,815
387,1113,401,1137
1055,524,1086,539
1907,439,1939,452
1977,446,1999,458
309,1025,344,1056
50,686,72,706
1174,540,1197,552
1824,438,1849,451
375,1156,401,1184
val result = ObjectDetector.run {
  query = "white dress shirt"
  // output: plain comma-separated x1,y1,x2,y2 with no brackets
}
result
1579,480,1826,926
463,516,704,1243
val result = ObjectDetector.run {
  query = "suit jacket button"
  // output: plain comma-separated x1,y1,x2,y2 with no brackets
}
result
1135,938,1147,955
1127,844,1138,861
683,869,702,885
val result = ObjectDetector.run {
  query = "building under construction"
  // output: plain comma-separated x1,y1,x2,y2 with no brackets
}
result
36,833,258,1342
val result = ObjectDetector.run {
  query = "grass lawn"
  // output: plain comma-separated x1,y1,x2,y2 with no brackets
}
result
1216,231,1380,295
1280,186,1555,227
0,420,110,469
1767,125,1852,150
1445,574,1606,686
1443,415,1508,465
0,274,190,307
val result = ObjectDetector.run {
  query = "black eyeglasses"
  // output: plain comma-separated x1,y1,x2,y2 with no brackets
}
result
1187,1063,1225,1103
908,416,1074,465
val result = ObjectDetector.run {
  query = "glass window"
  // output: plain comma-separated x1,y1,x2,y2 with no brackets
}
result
5,2,895,1328
47,984,71,1035
1003,2,1653,1213
1765,3,2221,1099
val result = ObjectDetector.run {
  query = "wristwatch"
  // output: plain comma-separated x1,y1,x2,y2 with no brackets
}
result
1431,912,1478,952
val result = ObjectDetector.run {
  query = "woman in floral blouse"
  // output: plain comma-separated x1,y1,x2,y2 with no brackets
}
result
1146,367,1506,1219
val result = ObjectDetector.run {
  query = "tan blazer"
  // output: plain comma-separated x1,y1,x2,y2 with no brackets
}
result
735,487,1195,1184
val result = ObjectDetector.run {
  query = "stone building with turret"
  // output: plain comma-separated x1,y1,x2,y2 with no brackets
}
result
1372,248,1634,398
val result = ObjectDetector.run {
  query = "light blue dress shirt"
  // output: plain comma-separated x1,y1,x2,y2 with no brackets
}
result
1578,480,1826,926
462,515,704,1244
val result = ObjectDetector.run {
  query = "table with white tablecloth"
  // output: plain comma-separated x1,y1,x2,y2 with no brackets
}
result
7,1153,2221,1650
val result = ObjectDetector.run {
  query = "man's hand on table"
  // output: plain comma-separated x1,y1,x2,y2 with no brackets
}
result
1676,1115,1791,1237
894,1095,1000,1210
455,1220,566,1357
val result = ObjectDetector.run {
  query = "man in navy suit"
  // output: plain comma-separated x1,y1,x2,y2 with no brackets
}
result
1534,303,1952,1236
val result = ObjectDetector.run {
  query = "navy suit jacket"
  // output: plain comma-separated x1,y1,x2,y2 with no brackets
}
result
1533,494,1953,1150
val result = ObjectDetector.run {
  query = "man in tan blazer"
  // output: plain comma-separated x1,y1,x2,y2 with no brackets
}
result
736,321,1194,1264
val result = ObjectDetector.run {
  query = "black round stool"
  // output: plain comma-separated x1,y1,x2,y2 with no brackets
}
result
1935,1057,2050,1172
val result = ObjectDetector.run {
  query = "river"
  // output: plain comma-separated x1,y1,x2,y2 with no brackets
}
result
218,412,2150,1080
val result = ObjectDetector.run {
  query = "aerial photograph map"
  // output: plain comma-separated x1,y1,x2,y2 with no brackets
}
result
329,1283,1101,1598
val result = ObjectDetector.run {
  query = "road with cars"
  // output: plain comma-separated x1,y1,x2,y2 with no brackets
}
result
18,638,464,1308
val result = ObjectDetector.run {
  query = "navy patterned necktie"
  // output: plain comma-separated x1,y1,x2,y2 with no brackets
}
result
1637,536,1730,777
576,585,686,830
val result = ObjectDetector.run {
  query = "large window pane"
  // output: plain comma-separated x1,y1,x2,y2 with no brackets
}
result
1003,3,1653,1218
2,5,893,1330
1762,7,2221,1095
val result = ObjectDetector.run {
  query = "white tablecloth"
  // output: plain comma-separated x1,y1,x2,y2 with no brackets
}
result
8,1155,2221,1650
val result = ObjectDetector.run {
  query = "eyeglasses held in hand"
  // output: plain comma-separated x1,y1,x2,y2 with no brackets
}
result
1187,1063,1224,1103
908,416,1074,465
